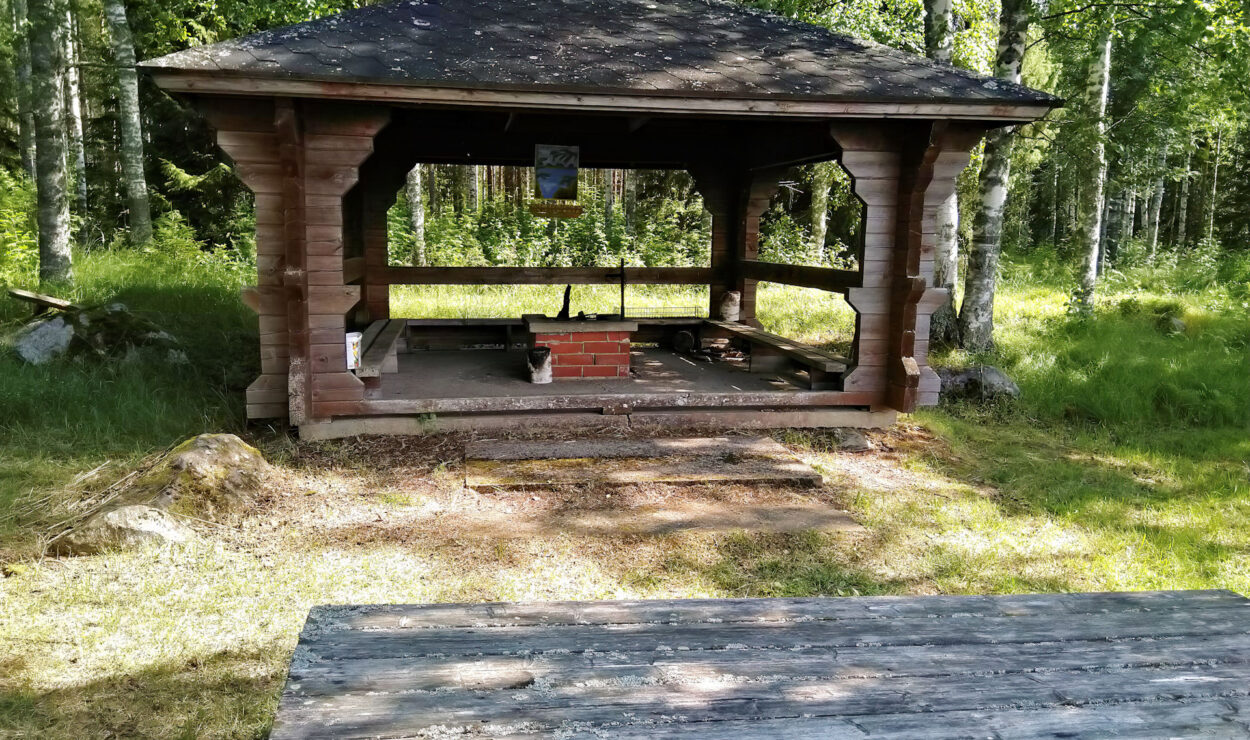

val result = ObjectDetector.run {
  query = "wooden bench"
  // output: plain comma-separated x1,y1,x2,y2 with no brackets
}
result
7,288,82,316
356,319,406,378
705,319,848,390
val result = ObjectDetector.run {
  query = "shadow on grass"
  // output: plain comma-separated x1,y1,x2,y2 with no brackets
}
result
0,646,285,739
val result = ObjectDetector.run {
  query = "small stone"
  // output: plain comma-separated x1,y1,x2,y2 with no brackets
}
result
829,428,873,452
49,505,195,556
14,316,74,364
1167,317,1187,335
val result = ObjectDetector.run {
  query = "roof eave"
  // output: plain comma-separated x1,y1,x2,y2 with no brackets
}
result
146,69,1058,123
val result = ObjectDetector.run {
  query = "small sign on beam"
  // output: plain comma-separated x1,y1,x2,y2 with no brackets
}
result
529,201,584,218
534,144,578,200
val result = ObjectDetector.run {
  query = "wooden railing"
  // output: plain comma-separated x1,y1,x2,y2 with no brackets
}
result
376,266,714,285
739,260,859,294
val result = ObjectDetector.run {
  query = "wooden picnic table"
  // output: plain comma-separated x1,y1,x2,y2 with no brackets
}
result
271,589,1250,738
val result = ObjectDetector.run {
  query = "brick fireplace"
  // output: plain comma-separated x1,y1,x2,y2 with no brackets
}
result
525,317,638,380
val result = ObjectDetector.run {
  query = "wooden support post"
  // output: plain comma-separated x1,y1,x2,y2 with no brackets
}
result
209,97,388,426
833,122,986,412
200,98,289,421
691,167,782,325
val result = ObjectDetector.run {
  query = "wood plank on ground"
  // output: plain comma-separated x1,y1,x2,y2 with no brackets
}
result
464,435,822,487
270,591,1250,739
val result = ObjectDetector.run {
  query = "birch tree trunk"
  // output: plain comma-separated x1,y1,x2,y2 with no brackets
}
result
406,164,426,266
923,0,961,345
29,0,71,281
1073,24,1113,313
957,0,1028,351
1174,146,1191,247
808,161,835,264
1206,128,1221,243
103,0,152,245
64,8,88,240
12,0,37,177
469,165,480,212
1144,148,1166,260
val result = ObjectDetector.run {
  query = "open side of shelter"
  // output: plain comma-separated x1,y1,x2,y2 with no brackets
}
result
142,0,1057,438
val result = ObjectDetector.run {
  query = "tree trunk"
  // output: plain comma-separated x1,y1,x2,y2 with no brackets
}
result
923,0,954,64
103,0,151,245
1049,161,1060,246
12,0,37,177
1103,182,1123,267
605,169,616,229
469,165,480,212
1207,128,1221,243
922,0,960,345
29,0,72,281
1073,24,1113,312
406,164,426,266
428,165,440,216
624,169,637,236
808,161,834,264
1174,144,1191,247
64,7,87,242
1145,149,1166,260
956,0,1028,351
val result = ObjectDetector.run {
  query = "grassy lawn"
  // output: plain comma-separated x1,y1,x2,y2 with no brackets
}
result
1,249,1247,737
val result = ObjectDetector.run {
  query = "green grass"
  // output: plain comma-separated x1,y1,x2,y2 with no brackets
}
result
1,247,1248,737
0,250,255,544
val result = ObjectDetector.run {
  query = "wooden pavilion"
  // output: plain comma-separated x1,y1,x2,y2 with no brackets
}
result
142,0,1057,439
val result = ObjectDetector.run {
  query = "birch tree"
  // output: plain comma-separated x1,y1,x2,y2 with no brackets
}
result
808,161,835,264
923,0,960,345
11,0,37,176
957,0,1029,351
64,7,87,237
28,0,71,281
1144,147,1166,260
103,0,151,245
1072,22,1113,313
406,164,426,266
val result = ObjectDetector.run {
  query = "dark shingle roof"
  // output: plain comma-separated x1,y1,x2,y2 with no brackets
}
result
141,0,1056,107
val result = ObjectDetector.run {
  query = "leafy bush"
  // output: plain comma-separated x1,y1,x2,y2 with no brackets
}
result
0,172,38,288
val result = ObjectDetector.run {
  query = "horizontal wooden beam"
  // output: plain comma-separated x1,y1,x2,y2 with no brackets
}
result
377,266,714,286
740,260,859,293
151,73,1054,123
313,389,877,417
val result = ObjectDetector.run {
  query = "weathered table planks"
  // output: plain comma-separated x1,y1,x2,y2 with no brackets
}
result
272,590,1250,738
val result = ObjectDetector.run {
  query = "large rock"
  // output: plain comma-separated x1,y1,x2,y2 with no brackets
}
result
132,434,271,520
10,302,182,365
49,505,195,556
937,365,1021,403
14,316,75,364
48,434,270,556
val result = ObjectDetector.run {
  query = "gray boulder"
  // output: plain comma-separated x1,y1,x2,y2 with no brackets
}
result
937,365,1021,403
134,433,271,520
49,505,195,556
10,302,181,365
48,434,270,557
14,316,75,364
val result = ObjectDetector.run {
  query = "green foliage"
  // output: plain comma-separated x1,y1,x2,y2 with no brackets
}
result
0,171,37,287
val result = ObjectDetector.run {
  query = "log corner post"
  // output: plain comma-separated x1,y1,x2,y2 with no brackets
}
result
691,166,783,324
834,121,986,413
203,96,388,427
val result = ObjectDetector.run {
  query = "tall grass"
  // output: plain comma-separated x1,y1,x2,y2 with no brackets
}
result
0,250,254,517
